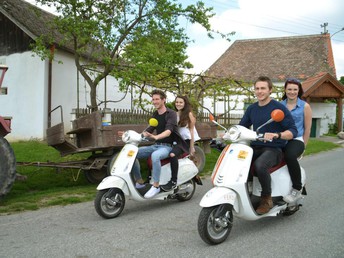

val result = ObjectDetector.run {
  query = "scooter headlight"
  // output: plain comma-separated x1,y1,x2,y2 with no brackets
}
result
122,131,130,143
227,126,241,141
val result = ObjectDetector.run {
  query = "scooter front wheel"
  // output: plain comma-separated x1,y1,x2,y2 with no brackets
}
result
94,188,125,219
198,204,233,245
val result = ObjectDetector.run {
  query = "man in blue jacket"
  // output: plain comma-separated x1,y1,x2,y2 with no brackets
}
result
239,76,297,214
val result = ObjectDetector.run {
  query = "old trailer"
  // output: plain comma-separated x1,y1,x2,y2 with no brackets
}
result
17,106,217,184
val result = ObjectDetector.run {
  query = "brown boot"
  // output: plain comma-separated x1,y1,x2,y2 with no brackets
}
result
256,195,273,215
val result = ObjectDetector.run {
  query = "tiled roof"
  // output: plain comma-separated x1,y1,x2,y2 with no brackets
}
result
302,72,344,98
205,34,337,83
0,0,72,52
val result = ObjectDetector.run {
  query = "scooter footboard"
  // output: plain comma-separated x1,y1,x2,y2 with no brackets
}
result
96,176,129,196
199,187,239,212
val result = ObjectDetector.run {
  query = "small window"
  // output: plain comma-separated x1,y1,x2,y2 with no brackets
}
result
0,87,7,95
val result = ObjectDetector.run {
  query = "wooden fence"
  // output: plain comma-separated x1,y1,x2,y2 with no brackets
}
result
75,108,243,127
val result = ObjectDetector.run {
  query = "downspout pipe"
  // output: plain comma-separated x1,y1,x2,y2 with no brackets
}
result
48,45,55,128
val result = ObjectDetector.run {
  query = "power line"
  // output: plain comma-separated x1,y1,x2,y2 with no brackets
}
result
196,0,344,41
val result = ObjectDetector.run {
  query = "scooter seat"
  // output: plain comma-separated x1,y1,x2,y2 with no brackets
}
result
250,158,287,175
147,153,189,171
268,159,286,173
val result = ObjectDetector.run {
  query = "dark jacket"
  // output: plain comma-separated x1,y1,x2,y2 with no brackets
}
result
146,107,189,154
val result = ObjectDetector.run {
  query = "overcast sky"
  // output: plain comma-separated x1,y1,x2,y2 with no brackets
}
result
182,0,344,79
25,0,344,79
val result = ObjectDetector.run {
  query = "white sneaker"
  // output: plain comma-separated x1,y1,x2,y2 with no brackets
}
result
283,189,302,203
144,186,160,198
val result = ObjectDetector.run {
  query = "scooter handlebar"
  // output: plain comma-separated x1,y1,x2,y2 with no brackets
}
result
256,134,273,142
140,134,156,142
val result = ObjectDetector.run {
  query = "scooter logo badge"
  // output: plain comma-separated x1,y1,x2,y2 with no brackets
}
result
127,150,136,157
238,150,248,159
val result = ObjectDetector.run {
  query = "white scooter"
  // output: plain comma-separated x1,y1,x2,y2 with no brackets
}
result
197,109,306,245
95,118,202,219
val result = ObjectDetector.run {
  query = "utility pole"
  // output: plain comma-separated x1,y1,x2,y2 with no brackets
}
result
320,22,328,34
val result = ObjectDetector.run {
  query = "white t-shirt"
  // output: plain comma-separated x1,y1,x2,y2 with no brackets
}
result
178,125,201,142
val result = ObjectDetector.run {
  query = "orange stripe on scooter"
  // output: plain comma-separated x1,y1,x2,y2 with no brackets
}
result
211,144,230,185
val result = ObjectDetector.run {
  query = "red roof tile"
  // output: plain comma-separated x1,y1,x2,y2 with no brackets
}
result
205,34,337,83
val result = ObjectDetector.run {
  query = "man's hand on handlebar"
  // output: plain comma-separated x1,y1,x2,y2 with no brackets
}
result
142,131,156,141
262,132,280,142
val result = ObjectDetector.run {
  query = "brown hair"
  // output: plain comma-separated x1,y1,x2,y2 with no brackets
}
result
254,76,273,90
282,78,304,100
175,95,194,127
151,89,167,100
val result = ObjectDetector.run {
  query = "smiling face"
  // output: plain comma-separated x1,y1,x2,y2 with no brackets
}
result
152,93,165,110
254,81,272,105
285,83,299,101
174,97,185,111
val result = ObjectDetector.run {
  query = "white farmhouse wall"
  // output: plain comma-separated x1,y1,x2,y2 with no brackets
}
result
0,52,48,141
310,102,336,136
1,50,133,141
50,51,133,132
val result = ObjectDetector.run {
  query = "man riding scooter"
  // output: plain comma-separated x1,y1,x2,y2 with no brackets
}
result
239,76,297,214
130,89,188,198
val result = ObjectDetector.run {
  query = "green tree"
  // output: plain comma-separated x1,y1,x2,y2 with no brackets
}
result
339,76,344,85
32,0,217,111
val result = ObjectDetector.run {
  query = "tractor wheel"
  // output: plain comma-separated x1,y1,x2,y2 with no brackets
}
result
0,137,16,198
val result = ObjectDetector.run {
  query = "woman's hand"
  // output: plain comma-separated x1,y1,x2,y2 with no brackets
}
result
190,146,195,156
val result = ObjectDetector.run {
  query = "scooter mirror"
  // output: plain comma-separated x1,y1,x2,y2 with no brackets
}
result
149,118,158,127
271,109,285,122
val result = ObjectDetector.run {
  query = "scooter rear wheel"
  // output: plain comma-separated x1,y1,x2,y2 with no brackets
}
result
94,188,125,219
198,204,233,245
192,145,206,172
176,179,196,201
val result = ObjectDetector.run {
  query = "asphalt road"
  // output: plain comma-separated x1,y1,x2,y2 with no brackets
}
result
0,147,343,258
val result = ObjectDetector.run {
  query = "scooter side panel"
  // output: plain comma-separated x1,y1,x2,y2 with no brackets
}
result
176,158,199,184
96,176,129,196
199,187,239,212
152,158,198,185
253,165,306,197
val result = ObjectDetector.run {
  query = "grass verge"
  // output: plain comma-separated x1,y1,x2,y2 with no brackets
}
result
0,138,341,215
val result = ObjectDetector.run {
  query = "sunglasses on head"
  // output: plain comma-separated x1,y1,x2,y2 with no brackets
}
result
286,78,301,84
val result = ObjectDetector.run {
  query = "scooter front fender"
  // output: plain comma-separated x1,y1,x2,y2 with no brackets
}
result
96,176,129,196
199,187,239,213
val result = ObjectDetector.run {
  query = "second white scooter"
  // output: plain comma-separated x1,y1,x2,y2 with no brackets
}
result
94,118,202,219
197,109,306,245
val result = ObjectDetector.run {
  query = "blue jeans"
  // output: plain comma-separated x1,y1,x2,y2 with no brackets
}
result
132,144,172,183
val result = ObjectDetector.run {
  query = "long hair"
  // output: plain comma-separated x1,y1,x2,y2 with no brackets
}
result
282,78,304,100
174,95,193,127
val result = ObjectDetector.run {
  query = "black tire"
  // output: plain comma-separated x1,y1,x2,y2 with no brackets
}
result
176,179,196,201
83,168,107,184
198,204,233,245
0,137,16,198
192,145,206,172
283,205,300,216
94,188,125,219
